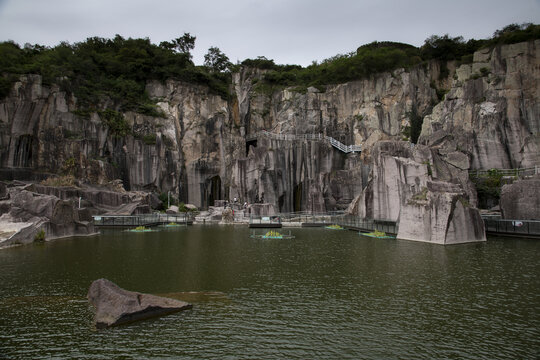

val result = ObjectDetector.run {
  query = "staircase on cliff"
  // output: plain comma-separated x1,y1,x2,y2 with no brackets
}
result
247,131,362,153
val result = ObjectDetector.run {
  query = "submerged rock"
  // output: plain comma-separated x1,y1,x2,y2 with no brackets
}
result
87,279,192,329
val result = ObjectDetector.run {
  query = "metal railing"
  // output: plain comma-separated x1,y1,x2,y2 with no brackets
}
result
249,215,282,225
92,213,193,227
331,215,398,234
469,165,539,178
483,219,540,237
250,130,362,153
277,212,398,234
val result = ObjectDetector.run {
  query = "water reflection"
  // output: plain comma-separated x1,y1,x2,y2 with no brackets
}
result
0,228,538,359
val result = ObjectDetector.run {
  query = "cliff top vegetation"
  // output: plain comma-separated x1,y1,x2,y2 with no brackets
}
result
0,23,538,114
251,23,539,91
0,34,230,114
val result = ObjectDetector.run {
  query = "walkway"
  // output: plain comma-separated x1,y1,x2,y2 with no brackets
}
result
247,130,362,153
279,212,398,234
482,217,540,238
469,165,539,178
92,213,193,227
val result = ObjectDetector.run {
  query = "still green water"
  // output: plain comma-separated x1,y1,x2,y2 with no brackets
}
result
0,226,538,359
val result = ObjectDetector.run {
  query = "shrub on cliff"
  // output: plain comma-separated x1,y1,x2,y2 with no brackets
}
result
251,24,539,91
99,109,131,138
0,35,230,110
34,229,45,242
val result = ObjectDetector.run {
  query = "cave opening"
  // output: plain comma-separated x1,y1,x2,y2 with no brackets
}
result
246,139,257,156
278,194,285,213
13,135,34,168
294,183,303,212
206,175,222,208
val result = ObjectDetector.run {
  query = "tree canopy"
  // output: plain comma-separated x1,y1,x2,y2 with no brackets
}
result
0,34,230,110
0,24,538,108
204,46,232,73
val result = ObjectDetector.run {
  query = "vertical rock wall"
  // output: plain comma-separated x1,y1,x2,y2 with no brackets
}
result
0,40,538,216
352,141,486,244
420,40,540,169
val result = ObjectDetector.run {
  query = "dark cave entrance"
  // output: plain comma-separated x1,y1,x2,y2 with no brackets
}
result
246,139,257,156
206,175,222,208
294,183,302,212
13,135,34,168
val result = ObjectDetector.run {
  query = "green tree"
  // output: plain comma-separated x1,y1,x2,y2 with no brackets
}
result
160,33,196,59
204,46,231,73
420,34,467,61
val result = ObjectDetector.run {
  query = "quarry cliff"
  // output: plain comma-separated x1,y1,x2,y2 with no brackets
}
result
0,40,538,234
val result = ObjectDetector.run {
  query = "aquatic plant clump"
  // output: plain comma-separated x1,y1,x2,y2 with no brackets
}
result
130,226,154,232
264,230,283,238
360,230,396,239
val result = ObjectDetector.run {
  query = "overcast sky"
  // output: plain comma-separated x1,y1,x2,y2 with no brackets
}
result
0,0,539,67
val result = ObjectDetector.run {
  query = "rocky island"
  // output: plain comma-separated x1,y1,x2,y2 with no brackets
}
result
1,25,538,246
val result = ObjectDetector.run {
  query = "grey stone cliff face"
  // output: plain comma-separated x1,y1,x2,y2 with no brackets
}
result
500,177,540,220
420,40,540,169
351,141,486,244
0,41,538,217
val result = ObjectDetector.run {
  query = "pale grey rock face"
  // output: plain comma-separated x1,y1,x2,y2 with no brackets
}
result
0,187,96,247
0,41,537,215
229,137,362,213
500,178,540,220
166,205,179,214
353,141,427,221
398,181,486,244
87,278,192,329
352,141,485,244
420,40,540,169
249,203,276,216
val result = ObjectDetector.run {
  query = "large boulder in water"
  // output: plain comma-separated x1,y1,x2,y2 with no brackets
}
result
87,279,192,329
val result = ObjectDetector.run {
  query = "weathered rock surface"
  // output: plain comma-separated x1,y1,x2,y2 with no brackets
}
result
87,278,192,329
500,177,540,220
221,207,234,223
0,181,161,247
249,203,276,216
398,181,486,244
0,41,538,217
0,185,95,247
352,141,485,244
420,40,540,169
166,205,179,214
0,181,7,200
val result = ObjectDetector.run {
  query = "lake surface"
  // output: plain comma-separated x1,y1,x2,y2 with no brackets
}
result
0,226,538,359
